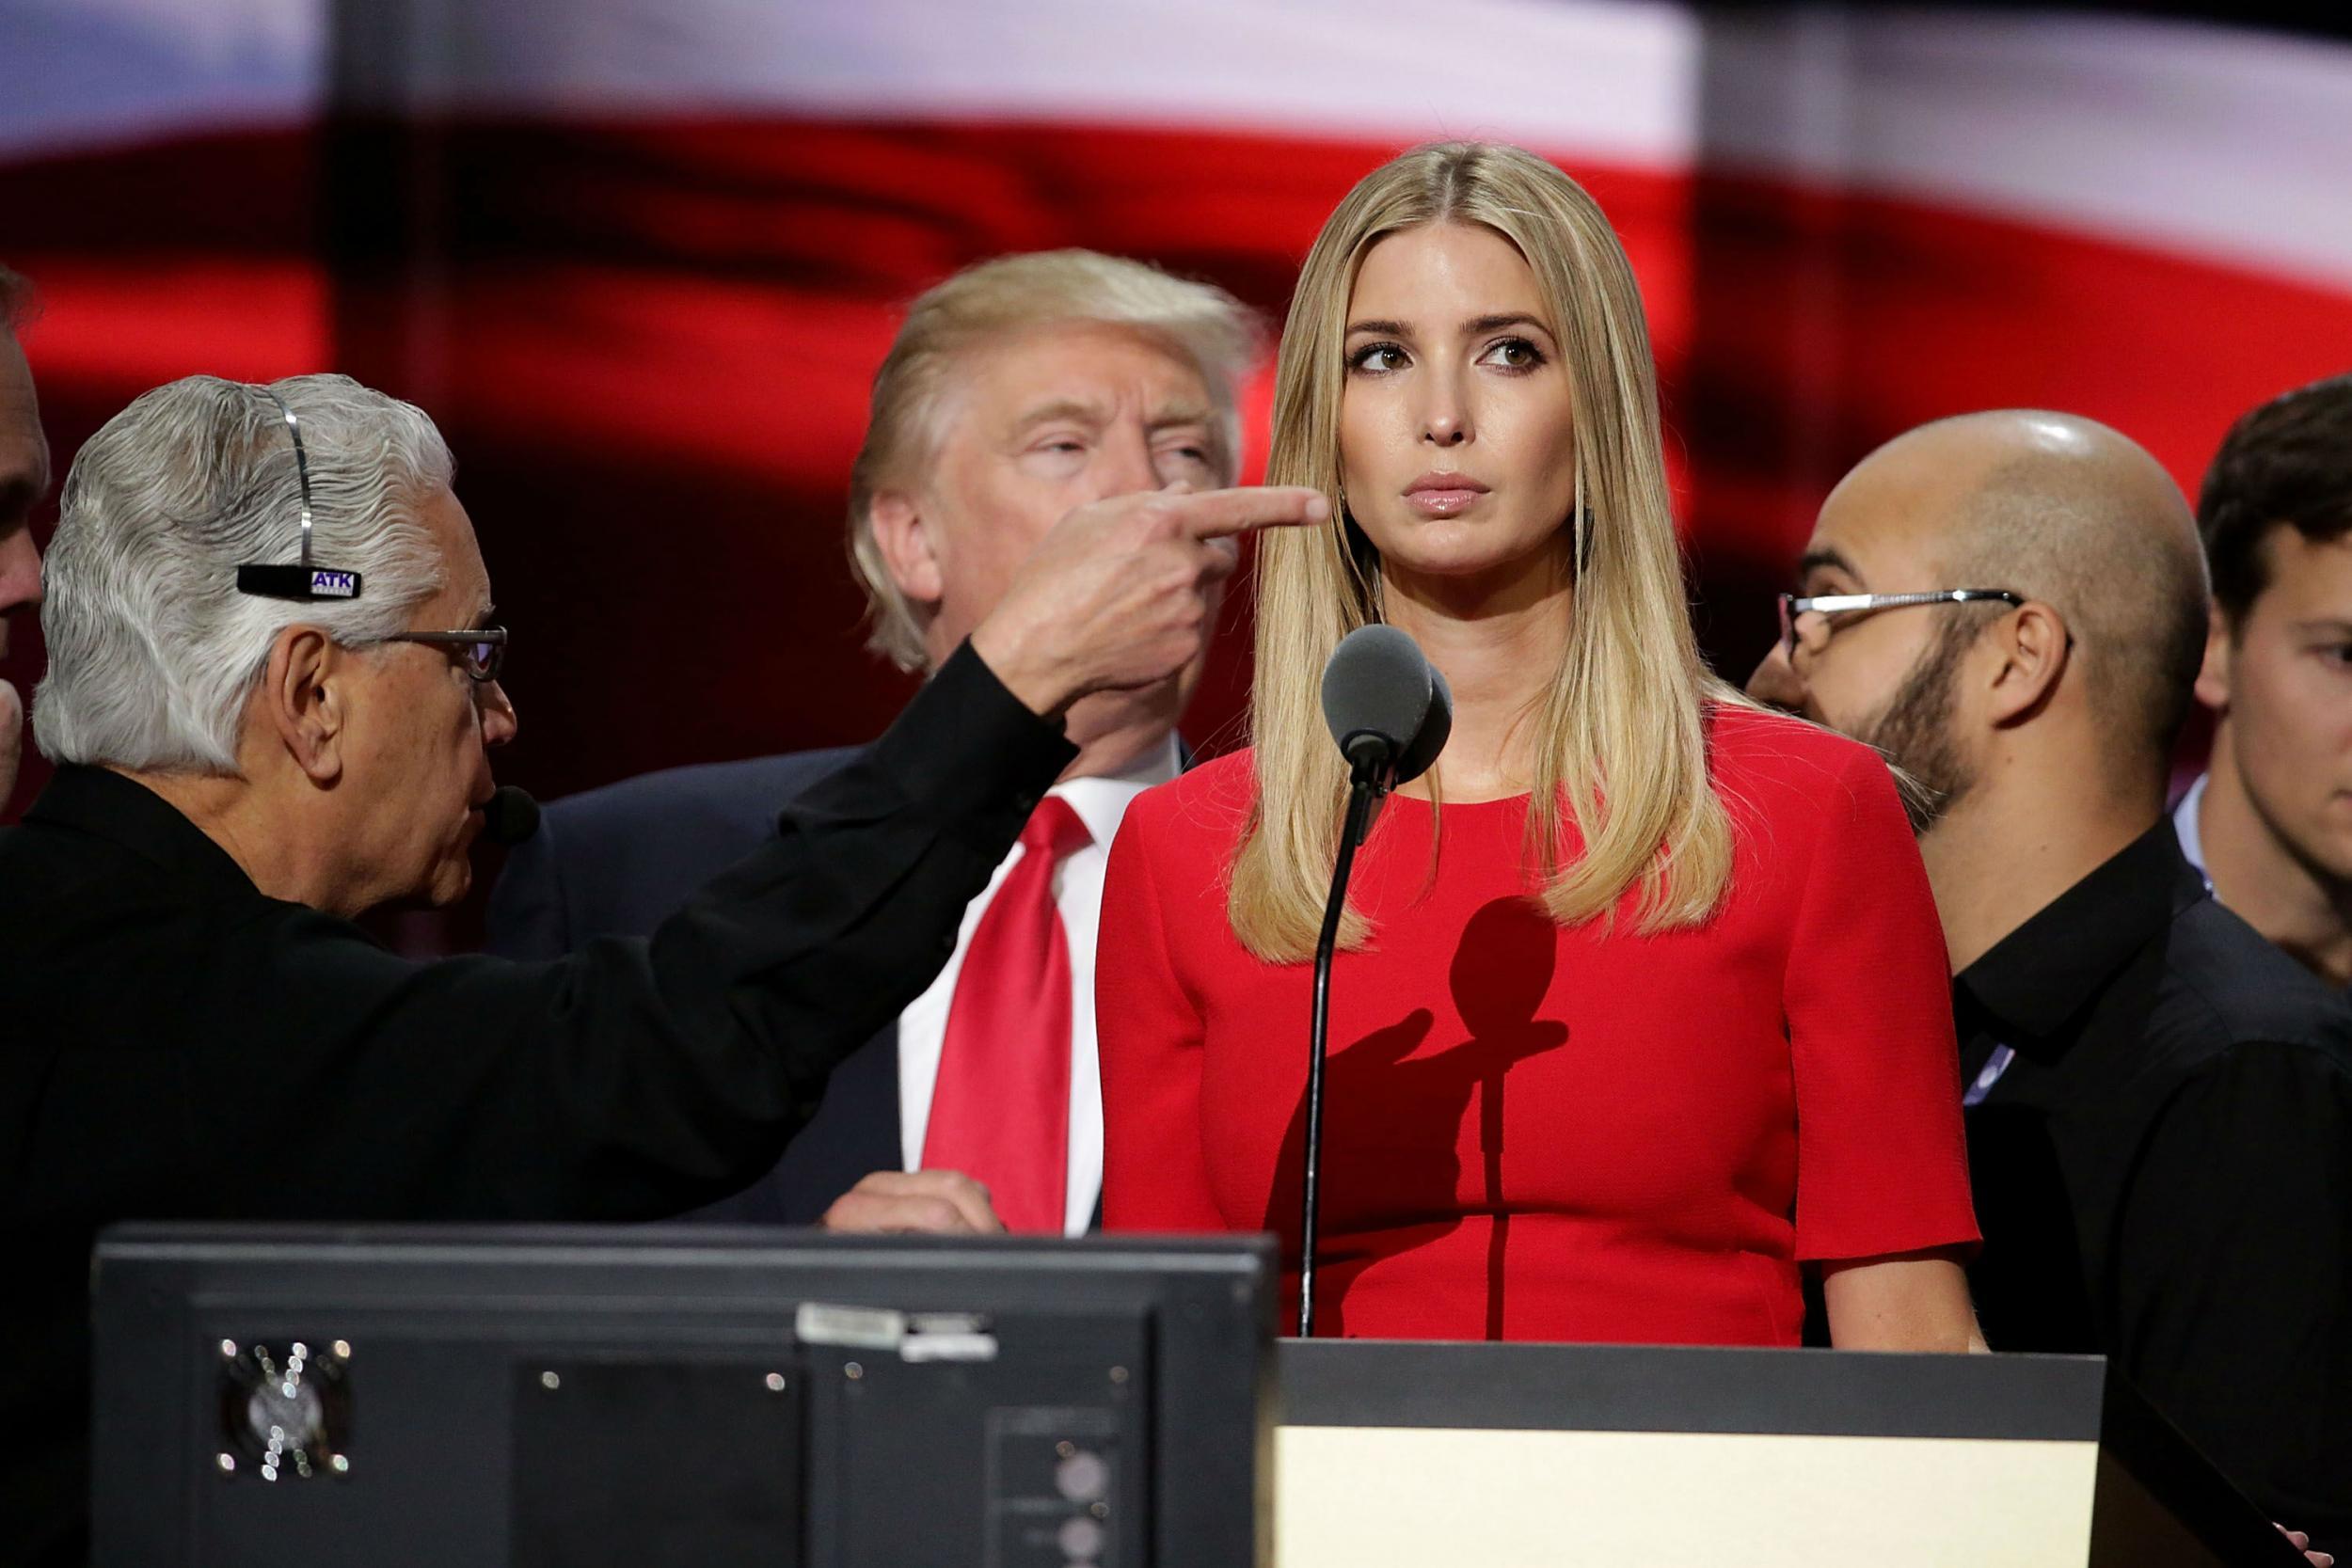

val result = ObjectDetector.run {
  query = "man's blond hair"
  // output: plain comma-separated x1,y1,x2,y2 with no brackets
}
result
847,249,1259,670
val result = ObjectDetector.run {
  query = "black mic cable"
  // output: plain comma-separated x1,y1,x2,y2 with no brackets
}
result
1298,626,1452,1337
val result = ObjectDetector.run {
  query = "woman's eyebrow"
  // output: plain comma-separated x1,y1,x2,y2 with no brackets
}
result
1466,312,1552,338
1349,312,1554,340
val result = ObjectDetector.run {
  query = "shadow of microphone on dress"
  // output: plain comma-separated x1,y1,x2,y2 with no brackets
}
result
1261,895,1566,1338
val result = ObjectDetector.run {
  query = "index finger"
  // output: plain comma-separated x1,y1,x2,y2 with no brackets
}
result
1167,485,1331,540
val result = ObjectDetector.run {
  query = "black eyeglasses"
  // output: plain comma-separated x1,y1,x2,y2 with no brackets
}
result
1776,589,2024,658
380,626,507,684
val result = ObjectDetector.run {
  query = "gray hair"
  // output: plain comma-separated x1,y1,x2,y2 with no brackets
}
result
847,249,1261,671
34,372,451,774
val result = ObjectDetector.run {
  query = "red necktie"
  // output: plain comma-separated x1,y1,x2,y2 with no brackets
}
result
922,796,1092,1233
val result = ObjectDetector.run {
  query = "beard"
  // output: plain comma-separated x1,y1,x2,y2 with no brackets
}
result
1852,619,1978,836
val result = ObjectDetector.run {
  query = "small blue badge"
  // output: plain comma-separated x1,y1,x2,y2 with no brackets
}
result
309,569,358,598
1963,1044,2016,1107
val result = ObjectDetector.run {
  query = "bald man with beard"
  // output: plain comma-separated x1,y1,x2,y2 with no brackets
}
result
1750,412,2352,1558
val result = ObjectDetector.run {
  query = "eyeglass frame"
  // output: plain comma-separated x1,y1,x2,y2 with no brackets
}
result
378,626,508,684
1776,589,2025,659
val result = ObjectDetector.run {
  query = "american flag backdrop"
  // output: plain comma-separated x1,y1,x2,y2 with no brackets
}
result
5,1,2352,925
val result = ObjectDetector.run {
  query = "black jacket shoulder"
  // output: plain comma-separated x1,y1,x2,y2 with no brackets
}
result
2148,895,2352,1072
554,749,862,839
487,747,863,957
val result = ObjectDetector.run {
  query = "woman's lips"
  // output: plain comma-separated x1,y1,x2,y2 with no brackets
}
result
1404,472,1488,517
1406,486,1486,517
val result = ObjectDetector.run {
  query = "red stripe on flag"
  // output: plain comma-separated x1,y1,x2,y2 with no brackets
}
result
4,118,2350,826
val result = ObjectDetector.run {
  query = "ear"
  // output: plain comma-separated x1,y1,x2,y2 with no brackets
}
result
1982,600,2072,727
259,625,348,785
868,491,945,610
2193,603,2234,713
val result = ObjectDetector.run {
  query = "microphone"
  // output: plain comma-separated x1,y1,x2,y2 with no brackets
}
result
481,784,542,847
1320,624,1453,792
1297,626,1451,1338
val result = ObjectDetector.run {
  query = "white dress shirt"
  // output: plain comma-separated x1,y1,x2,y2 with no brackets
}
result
2173,770,2212,882
897,733,1183,1235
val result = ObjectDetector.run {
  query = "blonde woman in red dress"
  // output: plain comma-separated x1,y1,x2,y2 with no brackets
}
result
1097,143,1983,1349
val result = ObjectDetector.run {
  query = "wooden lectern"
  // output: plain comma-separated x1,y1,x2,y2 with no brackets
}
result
1275,1341,2306,1566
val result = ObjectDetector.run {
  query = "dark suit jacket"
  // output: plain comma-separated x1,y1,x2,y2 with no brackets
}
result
488,747,896,1223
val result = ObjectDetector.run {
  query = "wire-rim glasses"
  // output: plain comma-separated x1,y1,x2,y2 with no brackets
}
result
1776,589,2024,658
379,626,507,683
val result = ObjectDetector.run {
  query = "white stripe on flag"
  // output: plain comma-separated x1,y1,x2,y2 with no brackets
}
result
7,1,2352,287
0,0,324,158
1703,10,2352,289
333,0,1703,167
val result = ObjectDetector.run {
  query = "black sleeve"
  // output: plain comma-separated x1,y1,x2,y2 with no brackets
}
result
2107,1042,2352,1553
482,795,572,960
186,640,1075,1222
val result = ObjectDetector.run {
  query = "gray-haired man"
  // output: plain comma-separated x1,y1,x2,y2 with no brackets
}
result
0,370,1318,1565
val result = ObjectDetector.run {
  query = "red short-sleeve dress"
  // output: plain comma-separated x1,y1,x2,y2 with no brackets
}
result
1095,705,1978,1343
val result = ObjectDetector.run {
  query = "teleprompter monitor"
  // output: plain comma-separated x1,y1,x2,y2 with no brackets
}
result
89,1224,1275,1568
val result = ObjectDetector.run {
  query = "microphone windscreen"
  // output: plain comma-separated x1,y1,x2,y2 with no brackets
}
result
1320,624,1441,772
1389,661,1453,788
482,784,541,847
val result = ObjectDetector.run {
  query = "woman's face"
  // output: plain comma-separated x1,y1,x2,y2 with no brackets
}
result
1338,221,1579,592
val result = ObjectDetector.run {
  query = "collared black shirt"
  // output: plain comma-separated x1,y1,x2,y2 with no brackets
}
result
0,641,1073,1568
1958,819,2352,1550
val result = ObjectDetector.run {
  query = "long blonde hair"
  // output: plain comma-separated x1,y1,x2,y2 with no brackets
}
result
1228,142,1738,961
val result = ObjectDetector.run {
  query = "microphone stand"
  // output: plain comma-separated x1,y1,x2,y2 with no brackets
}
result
1298,748,1388,1338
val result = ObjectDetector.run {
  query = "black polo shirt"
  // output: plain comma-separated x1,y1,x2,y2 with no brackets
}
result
1957,818,2352,1549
